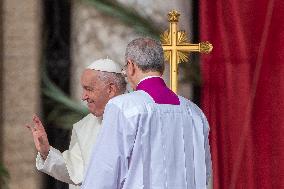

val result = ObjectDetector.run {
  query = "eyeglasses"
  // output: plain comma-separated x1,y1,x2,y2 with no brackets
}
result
121,61,129,77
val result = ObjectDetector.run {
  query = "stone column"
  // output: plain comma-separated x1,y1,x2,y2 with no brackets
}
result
1,0,42,188
0,0,4,180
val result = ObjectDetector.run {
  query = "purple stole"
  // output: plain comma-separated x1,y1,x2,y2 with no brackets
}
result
136,77,180,105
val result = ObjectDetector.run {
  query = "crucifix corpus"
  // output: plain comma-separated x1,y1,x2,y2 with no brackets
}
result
161,10,213,94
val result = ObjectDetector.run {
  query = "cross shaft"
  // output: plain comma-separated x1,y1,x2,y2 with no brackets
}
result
161,10,213,93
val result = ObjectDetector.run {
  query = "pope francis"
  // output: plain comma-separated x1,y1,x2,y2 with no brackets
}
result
26,59,126,189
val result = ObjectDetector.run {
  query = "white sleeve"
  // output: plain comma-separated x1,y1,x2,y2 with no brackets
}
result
36,146,75,184
35,127,84,185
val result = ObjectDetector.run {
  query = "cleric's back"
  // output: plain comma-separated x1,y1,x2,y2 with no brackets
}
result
107,90,211,189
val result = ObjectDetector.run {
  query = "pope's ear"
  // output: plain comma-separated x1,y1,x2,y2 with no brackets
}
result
108,83,117,98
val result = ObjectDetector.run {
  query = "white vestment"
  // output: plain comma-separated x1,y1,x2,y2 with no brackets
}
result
36,114,101,189
82,91,212,189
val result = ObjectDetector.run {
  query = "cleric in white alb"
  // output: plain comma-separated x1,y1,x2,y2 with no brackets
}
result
82,38,212,189
26,58,126,189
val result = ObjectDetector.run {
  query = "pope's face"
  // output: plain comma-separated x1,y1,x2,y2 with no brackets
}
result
80,69,110,117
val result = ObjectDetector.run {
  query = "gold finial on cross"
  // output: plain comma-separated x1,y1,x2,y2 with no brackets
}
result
168,10,180,22
161,10,213,94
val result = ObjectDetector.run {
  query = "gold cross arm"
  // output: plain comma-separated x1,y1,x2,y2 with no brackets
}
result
161,10,213,94
163,42,211,52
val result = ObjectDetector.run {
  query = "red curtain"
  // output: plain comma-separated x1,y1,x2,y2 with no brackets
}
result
200,0,284,188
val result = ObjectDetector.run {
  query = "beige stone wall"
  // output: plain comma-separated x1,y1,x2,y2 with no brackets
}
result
71,0,193,101
1,0,42,188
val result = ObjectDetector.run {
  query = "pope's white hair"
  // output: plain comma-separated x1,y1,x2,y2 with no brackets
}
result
97,71,126,94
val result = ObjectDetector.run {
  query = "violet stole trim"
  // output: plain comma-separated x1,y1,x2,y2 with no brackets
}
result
136,77,180,105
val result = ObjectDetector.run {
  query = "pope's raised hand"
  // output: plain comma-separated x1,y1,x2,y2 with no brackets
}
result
26,115,50,160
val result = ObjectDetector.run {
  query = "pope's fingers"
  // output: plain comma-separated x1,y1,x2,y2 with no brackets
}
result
32,128,45,135
33,115,45,130
26,124,36,132
33,115,41,124
33,133,46,144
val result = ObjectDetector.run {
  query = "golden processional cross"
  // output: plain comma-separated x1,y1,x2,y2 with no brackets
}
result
161,10,213,93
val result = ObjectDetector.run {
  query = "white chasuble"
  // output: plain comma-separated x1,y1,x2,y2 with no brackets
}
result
36,113,101,189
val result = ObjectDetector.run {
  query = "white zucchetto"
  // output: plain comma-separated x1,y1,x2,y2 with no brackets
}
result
86,59,122,73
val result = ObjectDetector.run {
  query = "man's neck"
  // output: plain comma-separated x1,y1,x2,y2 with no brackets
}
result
137,76,162,86
134,71,161,88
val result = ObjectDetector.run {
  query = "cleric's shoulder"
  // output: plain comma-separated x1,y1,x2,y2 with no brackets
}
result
108,91,149,108
178,95,206,118
105,91,152,118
